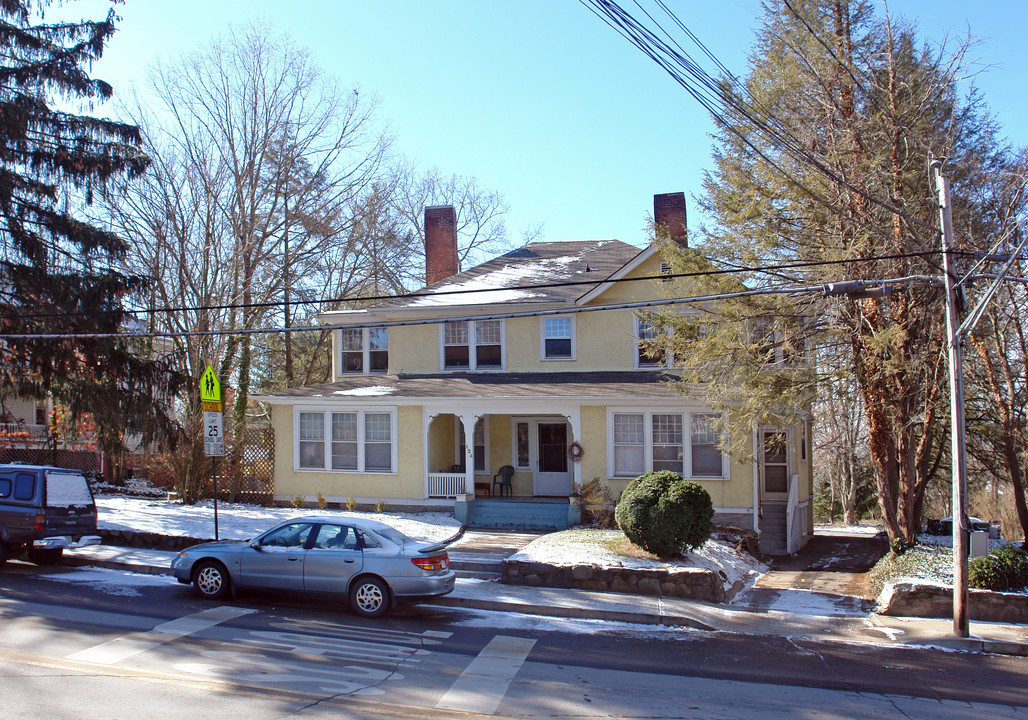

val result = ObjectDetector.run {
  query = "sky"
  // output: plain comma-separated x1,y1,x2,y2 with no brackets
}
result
56,1,1027,251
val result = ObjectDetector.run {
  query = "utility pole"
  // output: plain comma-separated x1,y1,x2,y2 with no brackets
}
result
932,158,969,638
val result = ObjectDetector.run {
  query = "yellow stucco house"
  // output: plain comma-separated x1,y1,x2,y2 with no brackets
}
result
257,193,812,554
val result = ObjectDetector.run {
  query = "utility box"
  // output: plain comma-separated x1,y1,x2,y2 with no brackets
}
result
970,530,989,558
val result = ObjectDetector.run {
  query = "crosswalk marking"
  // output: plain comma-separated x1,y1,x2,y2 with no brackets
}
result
65,606,255,665
436,635,536,715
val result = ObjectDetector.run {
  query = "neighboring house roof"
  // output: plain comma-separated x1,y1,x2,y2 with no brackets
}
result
256,371,685,403
320,240,643,322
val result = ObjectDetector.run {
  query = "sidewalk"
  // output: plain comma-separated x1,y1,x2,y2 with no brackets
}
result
61,543,1028,657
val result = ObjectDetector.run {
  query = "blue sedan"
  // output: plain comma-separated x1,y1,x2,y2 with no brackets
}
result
171,516,457,618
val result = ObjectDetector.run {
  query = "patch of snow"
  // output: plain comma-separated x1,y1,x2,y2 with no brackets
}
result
448,607,702,637
46,472,94,507
509,529,767,591
814,523,884,536
410,256,581,307
332,386,396,396
40,568,177,597
95,496,460,542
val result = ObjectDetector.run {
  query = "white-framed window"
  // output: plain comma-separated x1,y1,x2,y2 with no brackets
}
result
339,327,388,375
635,317,671,369
441,319,504,370
456,417,488,474
541,316,575,360
609,410,725,479
750,316,805,367
295,408,397,473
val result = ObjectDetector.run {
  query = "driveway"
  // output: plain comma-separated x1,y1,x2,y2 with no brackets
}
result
730,530,889,615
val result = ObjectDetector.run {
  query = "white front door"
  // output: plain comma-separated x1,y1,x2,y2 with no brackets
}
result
514,418,574,496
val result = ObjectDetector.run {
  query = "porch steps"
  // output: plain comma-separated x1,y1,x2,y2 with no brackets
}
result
448,552,502,580
465,499,571,531
761,502,788,555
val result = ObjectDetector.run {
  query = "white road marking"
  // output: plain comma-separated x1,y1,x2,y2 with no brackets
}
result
435,635,536,715
65,606,255,665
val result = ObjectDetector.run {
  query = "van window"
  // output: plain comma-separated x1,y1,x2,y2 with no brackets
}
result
0,477,10,498
14,473,36,501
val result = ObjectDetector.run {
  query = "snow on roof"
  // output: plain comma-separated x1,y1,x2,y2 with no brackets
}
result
409,255,583,307
332,385,397,396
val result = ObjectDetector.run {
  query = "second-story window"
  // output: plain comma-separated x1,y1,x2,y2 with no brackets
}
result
340,327,388,375
542,317,574,360
636,317,671,369
443,320,504,370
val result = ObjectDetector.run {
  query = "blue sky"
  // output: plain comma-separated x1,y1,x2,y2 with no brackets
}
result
64,1,1026,249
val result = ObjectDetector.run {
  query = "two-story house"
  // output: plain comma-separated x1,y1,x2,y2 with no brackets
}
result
257,193,812,554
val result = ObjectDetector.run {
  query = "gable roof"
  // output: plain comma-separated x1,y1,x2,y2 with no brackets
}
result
340,240,643,317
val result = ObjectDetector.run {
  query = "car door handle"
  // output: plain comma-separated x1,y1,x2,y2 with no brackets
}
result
344,559,355,563
288,556,300,561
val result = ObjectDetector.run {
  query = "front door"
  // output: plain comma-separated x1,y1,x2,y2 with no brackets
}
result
535,422,572,496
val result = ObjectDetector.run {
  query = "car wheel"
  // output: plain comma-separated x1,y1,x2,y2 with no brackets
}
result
27,548,63,565
193,560,231,600
349,576,390,618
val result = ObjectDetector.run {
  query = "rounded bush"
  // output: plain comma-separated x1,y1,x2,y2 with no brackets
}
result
969,544,1028,592
614,470,714,557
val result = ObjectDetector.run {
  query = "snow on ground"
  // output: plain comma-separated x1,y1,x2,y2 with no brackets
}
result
96,496,461,542
508,528,767,591
814,523,884,536
95,497,763,586
40,568,177,597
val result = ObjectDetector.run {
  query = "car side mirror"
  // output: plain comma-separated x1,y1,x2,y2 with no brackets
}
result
250,540,264,551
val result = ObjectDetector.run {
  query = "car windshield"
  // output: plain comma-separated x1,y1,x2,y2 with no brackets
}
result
368,525,413,547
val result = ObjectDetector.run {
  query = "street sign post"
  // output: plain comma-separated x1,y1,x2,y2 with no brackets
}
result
200,364,224,540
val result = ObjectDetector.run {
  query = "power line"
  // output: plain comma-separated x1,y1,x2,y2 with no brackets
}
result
0,272,942,341
0,250,939,323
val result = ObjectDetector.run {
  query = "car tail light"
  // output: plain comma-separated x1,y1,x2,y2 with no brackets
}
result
412,553,448,571
34,513,45,531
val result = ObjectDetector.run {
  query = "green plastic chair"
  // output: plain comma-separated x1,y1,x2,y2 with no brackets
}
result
492,465,514,497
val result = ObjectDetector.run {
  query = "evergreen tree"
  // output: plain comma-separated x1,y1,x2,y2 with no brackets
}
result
0,1,182,471
659,0,1014,549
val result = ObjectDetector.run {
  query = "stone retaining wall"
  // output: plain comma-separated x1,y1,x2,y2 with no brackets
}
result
501,559,728,603
100,529,209,551
877,580,1028,624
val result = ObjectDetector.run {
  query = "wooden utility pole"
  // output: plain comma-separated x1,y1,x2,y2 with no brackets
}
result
932,158,969,638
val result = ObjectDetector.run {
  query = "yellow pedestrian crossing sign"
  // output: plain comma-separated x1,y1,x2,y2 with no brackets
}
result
200,365,221,404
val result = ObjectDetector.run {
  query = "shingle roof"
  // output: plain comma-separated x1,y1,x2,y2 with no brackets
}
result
257,371,685,402
371,239,642,311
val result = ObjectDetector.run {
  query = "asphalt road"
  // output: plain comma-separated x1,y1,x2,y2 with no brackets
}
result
1,560,1025,719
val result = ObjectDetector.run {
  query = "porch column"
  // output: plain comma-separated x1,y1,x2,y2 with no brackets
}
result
566,409,583,493
455,412,480,495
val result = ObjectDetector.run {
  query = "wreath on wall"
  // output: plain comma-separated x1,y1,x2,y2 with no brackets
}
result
567,441,584,462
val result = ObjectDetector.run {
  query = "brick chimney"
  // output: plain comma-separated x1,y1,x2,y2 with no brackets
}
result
654,192,687,247
424,205,459,285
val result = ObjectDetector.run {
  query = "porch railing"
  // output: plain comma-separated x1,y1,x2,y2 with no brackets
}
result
427,472,468,498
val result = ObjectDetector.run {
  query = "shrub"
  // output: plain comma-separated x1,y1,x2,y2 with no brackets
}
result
374,500,386,513
290,494,305,509
969,544,1028,592
614,470,713,557
317,492,328,510
345,496,357,511
578,477,619,528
